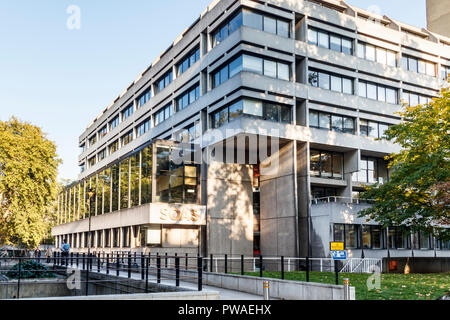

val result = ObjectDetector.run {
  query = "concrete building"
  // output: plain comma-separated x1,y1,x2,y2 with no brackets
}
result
427,0,450,38
53,0,450,261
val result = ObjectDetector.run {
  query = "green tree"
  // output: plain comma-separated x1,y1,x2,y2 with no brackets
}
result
359,84,450,241
0,117,61,248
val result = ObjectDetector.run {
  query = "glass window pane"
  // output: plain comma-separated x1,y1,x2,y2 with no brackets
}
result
318,32,329,49
333,153,343,179
331,76,342,92
309,110,319,127
331,115,343,132
378,86,386,102
263,16,276,34
345,225,358,248
280,105,291,123
408,57,418,72
367,83,377,100
220,65,229,83
330,35,341,52
229,100,243,121
387,51,396,67
229,55,243,78
357,42,365,58
277,62,290,81
342,38,352,55
243,9,263,30
243,99,263,117
277,20,289,38
368,122,379,138
418,60,426,74
366,45,375,61
308,29,318,45
243,55,263,74
376,47,387,64
363,226,371,249
343,78,352,94
263,60,277,78
321,152,332,178
343,117,354,134
319,73,330,90
264,103,279,122
229,11,243,34
426,62,435,76
308,70,318,87
310,150,321,177
319,113,331,129
410,94,419,106
334,224,345,242
386,88,397,104
220,25,229,42
379,123,389,139
358,81,367,97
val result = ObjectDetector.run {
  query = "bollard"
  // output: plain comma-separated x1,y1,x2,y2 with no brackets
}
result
343,278,350,300
263,281,270,300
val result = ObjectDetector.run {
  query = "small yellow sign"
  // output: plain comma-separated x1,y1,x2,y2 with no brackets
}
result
330,242,344,251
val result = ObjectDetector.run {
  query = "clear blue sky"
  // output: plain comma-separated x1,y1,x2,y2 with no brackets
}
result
0,0,427,182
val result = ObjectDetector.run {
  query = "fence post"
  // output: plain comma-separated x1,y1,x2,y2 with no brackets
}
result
106,254,110,275
76,253,79,268
116,252,120,276
197,257,203,291
334,260,339,285
224,254,228,274
134,252,137,264
281,256,285,280
141,253,145,280
157,255,161,284
53,252,56,268
259,255,263,277
210,254,213,273
85,255,90,296
17,258,21,299
128,252,131,278
306,257,310,282
145,256,149,293
97,255,101,273
165,252,168,268
241,255,244,275
175,256,180,287
186,253,188,271
82,253,85,270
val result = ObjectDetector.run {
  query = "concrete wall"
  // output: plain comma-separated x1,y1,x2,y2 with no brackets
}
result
383,257,450,274
427,0,450,38
0,279,72,299
260,141,298,258
206,161,254,257
25,291,220,300
202,272,355,300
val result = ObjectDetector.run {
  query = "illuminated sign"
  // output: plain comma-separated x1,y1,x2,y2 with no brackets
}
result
330,242,345,251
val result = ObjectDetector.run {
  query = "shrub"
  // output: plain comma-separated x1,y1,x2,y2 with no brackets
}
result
6,260,55,279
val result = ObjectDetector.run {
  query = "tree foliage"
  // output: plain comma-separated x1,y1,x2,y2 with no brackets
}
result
359,84,450,241
0,117,61,248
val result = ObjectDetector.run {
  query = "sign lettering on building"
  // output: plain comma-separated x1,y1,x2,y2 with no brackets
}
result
150,203,206,226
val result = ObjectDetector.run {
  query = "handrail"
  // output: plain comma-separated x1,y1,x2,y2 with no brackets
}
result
311,196,376,205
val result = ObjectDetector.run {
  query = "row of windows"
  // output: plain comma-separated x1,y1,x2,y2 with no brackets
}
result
357,42,396,67
60,144,200,224
401,91,433,107
213,9,290,48
401,54,436,77
442,66,450,81
174,122,201,143
122,103,134,121
177,84,200,112
177,46,200,77
308,69,353,94
334,224,450,250
136,118,152,138
310,150,343,180
213,54,290,88
309,110,355,134
121,130,133,147
157,70,173,93
308,27,353,55
154,103,174,127
360,119,390,140
211,98,291,129
138,87,152,108
358,81,398,104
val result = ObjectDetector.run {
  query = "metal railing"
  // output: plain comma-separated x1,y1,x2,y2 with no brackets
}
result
340,258,383,273
311,196,376,205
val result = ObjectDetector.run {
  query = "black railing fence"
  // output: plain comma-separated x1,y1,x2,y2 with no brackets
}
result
0,252,343,299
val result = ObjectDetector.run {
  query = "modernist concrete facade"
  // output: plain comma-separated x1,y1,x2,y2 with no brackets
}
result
427,0,450,38
53,0,450,261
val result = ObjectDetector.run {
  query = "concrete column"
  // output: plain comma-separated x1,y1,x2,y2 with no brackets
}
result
296,141,311,257
260,140,298,258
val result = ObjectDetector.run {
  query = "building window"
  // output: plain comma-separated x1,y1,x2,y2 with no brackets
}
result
211,99,291,128
104,229,110,248
333,224,360,249
357,42,396,67
402,55,436,77
309,110,355,134
113,228,120,248
311,187,337,200
388,227,411,249
140,225,162,247
120,159,129,210
358,81,397,104
176,84,200,111
174,122,201,143
354,156,381,184
360,119,391,139
156,70,173,93
154,103,173,126
136,117,151,138
310,150,343,180
98,149,106,162
308,28,353,55
96,231,102,248
122,227,131,248
141,145,152,205
362,225,386,249
177,46,200,76
88,156,96,168
111,164,119,212
401,91,433,106
109,115,119,131
122,103,134,121
109,140,119,154
138,87,152,109
121,131,133,147
98,126,107,140
308,69,353,94
103,168,111,214
88,135,97,147
441,65,450,81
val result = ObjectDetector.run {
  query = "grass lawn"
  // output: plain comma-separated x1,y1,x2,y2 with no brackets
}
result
238,271,450,300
